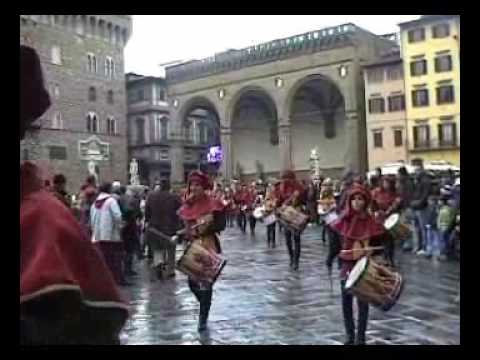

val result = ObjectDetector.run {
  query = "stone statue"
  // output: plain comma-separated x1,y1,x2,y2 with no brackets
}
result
129,158,140,186
87,160,99,184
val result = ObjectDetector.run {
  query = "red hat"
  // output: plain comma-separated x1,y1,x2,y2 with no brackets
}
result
282,170,296,181
187,170,212,190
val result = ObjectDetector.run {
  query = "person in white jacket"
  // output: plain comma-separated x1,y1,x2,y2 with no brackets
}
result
90,182,127,285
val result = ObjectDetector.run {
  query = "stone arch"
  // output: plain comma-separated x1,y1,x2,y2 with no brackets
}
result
89,16,97,36
121,28,128,46
98,19,105,38
177,96,220,145
229,85,280,178
114,25,121,46
106,22,113,42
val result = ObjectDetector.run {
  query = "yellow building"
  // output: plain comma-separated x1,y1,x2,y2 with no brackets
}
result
399,15,460,166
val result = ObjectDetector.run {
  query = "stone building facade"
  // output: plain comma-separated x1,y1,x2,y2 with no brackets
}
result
20,15,132,192
126,73,217,186
363,51,408,170
165,23,398,185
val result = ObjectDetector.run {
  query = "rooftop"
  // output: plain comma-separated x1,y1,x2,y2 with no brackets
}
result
398,15,459,28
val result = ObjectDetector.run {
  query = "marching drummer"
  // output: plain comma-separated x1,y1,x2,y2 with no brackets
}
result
277,171,306,271
178,171,227,332
331,184,386,345
246,182,259,236
370,175,401,267
234,183,248,233
264,184,278,248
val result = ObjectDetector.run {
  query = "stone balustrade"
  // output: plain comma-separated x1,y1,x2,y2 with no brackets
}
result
166,23,358,84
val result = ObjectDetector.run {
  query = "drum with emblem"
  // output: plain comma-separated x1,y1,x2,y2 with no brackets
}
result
345,256,404,312
384,213,412,242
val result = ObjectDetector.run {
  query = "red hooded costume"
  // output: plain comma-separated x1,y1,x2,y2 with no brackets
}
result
332,184,386,279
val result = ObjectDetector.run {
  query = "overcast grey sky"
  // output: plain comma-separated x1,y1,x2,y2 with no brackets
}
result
124,15,420,77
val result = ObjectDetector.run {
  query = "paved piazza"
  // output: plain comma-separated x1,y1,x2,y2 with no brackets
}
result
120,224,460,345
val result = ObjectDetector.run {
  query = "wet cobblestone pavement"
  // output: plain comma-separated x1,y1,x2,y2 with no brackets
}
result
120,224,460,345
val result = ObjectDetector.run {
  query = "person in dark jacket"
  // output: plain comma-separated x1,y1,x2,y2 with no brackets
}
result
396,167,415,251
145,180,182,278
410,165,431,254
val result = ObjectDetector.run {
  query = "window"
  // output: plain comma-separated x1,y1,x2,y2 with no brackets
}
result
413,125,430,148
408,28,425,43
51,45,62,65
137,89,145,102
412,89,429,107
88,87,96,102
160,150,169,161
49,146,67,160
107,117,116,135
107,90,114,104
438,123,457,146
394,129,403,147
368,98,385,114
161,117,168,141
136,118,145,144
367,68,384,83
432,23,450,38
410,59,427,76
184,121,192,142
153,84,166,105
437,85,455,104
52,111,63,129
87,53,97,73
386,64,403,81
435,55,452,72
86,112,98,133
105,56,114,79
160,88,166,102
388,95,405,112
373,131,383,148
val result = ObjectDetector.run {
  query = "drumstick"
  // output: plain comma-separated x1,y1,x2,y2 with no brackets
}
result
340,246,384,253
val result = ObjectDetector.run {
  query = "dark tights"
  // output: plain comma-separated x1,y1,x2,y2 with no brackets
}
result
341,280,369,344
267,223,276,247
285,228,301,267
188,279,212,326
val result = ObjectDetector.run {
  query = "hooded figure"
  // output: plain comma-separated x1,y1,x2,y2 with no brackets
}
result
20,46,128,345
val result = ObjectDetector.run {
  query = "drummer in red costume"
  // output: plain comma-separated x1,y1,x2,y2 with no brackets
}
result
371,175,401,267
20,45,128,344
331,184,386,345
276,170,306,271
234,183,248,233
245,182,259,236
178,171,226,332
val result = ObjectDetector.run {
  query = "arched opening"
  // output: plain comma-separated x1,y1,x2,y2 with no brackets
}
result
179,97,220,178
230,87,279,180
86,112,98,133
88,86,96,102
89,17,96,36
288,74,346,177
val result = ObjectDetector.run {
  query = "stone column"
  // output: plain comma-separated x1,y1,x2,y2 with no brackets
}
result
343,111,365,174
169,128,185,186
219,127,232,181
278,123,292,172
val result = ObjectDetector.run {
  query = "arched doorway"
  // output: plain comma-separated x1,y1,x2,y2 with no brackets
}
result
230,87,279,181
179,97,221,180
288,74,346,178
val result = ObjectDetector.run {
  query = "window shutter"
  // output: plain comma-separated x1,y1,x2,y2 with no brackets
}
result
413,126,418,147
438,124,443,145
426,125,430,146
422,60,427,75
452,122,457,145
435,57,440,72
410,62,415,76
368,99,372,113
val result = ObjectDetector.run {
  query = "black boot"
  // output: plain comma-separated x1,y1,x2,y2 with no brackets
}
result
198,290,212,332
356,299,369,345
342,281,356,345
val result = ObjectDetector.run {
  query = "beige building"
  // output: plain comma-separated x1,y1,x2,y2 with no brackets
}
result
363,51,408,170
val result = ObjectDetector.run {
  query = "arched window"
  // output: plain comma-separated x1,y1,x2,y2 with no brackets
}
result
106,23,113,42
107,116,116,135
105,57,114,79
87,53,97,73
88,86,96,102
98,20,105,38
107,90,114,104
87,112,98,133
89,17,96,36
52,111,63,129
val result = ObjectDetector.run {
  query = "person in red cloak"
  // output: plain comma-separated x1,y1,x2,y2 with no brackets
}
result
233,183,248,233
20,45,128,344
276,170,306,271
178,171,226,332
331,184,386,345
245,182,259,235
371,175,401,267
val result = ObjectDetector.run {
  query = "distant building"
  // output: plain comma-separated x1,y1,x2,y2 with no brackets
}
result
20,15,132,192
399,15,460,166
126,73,218,186
363,50,408,170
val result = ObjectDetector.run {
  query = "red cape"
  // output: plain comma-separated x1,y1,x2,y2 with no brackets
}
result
20,163,128,315
371,188,398,212
178,194,225,221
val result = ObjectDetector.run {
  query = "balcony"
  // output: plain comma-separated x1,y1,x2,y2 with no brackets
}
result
410,139,460,152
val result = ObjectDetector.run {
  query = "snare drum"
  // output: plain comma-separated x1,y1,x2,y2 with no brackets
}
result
276,205,309,232
324,211,339,226
345,256,404,312
264,213,277,226
384,213,412,242
253,206,265,219
176,241,227,284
